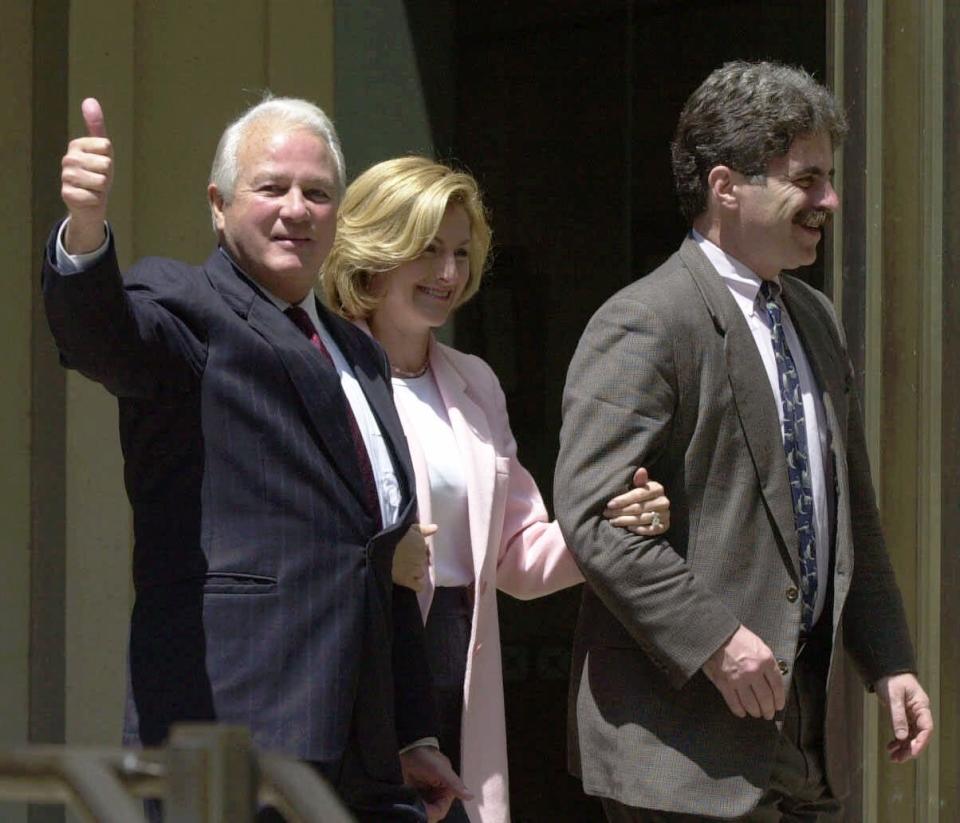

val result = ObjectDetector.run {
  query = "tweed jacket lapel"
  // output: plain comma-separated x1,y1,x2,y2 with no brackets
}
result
678,238,800,581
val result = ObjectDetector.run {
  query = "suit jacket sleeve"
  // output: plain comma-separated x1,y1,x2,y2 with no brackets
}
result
42,221,205,397
554,295,740,687
813,291,916,684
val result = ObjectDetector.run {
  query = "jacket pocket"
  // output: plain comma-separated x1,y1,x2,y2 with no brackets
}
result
203,572,278,595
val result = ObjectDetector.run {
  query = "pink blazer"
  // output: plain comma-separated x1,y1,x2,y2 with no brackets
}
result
393,338,583,823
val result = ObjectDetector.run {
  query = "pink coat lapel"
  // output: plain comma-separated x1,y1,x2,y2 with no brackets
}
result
391,337,497,620
429,339,498,586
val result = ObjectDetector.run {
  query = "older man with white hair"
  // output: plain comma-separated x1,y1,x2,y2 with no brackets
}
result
43,95,467,822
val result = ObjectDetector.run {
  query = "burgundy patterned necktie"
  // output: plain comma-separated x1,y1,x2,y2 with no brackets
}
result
284,305,382,527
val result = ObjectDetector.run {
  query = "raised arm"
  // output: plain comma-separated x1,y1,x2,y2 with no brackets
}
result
43,99,203,399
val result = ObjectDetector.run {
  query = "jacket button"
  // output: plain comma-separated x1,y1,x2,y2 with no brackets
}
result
777,660,789,675
479,580,488,597
785,586,799,602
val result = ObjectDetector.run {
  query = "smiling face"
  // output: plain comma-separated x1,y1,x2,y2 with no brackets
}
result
208,123,339,303
370,204,472,339
728,132,839,280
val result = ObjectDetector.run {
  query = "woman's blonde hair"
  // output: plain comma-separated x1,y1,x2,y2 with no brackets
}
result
322,156,491,320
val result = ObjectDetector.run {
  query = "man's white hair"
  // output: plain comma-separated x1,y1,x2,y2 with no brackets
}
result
209,95,346,229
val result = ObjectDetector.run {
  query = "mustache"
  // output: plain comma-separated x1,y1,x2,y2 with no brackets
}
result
793,209,831,228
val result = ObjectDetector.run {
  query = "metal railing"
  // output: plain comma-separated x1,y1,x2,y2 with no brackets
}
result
0,724,354,822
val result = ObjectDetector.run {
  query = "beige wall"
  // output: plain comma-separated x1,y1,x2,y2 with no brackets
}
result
0,1,37,821
333,0,438,179
0,2,333,817
832,0,953,819
874,2,947,819
64,0,136,751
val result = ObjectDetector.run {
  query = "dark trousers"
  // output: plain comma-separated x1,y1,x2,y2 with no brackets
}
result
602,632,843,823
424,585,473,823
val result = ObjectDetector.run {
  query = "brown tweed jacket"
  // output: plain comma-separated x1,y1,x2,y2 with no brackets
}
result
554,236,915,817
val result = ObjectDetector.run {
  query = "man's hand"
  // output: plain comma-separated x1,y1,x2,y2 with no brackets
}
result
392,523,437,592
702,624,785,720
875,673,933,763
399,746,472,822
61,97,113,254
602,467,671,535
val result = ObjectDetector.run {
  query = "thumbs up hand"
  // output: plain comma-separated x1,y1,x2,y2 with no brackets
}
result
61,98,114,253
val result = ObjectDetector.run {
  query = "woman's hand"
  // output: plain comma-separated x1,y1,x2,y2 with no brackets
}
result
602,467,670,536
392,523,438,591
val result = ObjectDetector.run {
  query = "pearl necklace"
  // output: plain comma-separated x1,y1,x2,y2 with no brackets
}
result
390,359,430,379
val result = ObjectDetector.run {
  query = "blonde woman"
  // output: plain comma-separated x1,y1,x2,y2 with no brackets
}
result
323,157,670,823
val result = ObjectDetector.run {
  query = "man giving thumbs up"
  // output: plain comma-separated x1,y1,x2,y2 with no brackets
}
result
42,95,469,823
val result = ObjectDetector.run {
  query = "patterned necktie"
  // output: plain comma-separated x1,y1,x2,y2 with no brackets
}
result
285,306,382,528
758,281,817,635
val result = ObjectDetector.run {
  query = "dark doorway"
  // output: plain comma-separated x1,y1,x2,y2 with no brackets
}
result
409,2,827,819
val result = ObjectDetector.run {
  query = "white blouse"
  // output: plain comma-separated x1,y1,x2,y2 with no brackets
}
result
392,371,474,587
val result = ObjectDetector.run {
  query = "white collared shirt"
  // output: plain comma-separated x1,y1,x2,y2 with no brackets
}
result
693,230,832,624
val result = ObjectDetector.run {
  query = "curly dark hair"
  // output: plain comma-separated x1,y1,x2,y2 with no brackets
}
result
671,61,848,223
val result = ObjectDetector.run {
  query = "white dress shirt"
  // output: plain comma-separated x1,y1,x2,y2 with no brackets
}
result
694,230,832,624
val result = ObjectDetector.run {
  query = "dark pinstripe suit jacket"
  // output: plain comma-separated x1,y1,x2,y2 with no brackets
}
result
42,226,435,783
554,236,915,816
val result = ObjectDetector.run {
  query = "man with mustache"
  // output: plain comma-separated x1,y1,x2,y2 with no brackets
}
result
555,61,932,820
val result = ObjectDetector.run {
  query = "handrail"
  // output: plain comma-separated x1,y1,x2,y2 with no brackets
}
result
0,748,153,821
259,754,354,823
59,756,150,822
0,725,354,822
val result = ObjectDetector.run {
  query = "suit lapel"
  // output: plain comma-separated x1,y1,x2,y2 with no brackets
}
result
250,300,374,514
679,238,800,579
323,303,416,514
430,342,497,581
203,252,371,513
